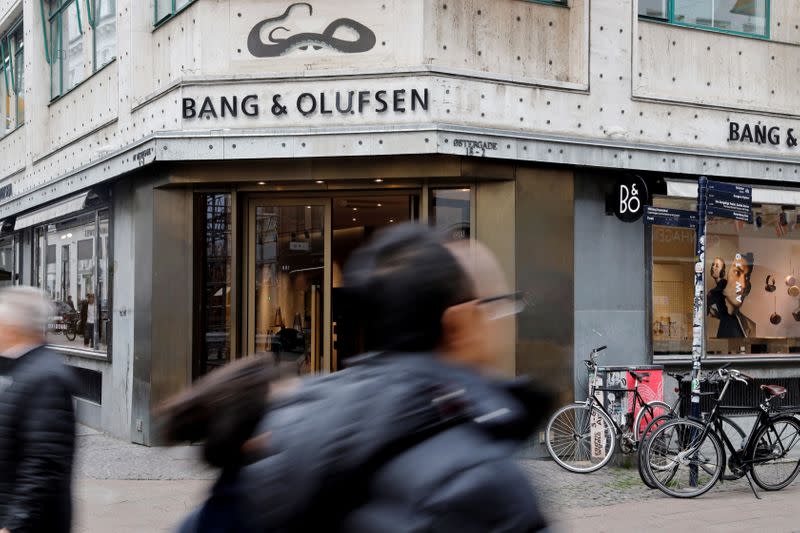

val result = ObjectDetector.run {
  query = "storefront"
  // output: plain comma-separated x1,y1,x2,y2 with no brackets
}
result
651,180,800,362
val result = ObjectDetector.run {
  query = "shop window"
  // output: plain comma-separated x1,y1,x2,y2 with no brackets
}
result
196,194,232,376
0,18,23,136
35,209,111,354
155,0,197,26
430,188,471,241
0,236,14,287
639,0,769,39
47,0,117,100
651,196,800,357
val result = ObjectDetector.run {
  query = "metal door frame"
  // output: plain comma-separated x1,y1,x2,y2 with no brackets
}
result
245,197,333,371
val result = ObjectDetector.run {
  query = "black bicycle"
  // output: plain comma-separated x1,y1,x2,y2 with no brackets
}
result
636,369,746,489
546,345,671,473
642,367,800,498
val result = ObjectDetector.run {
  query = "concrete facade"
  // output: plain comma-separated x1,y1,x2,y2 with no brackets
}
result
1,0,799,442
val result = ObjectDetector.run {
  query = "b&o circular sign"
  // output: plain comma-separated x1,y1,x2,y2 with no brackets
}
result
613,175,648,222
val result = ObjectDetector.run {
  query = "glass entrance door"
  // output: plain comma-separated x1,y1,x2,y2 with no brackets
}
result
247,200,330,374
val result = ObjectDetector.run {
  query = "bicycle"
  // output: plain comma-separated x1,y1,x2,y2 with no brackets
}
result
636,368,747,489
545,345,671,473
642,367,800,498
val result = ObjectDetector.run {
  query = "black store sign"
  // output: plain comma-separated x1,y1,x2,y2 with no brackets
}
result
613,175,649,222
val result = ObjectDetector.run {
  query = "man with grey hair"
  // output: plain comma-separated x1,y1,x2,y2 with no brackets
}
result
0,286,77,533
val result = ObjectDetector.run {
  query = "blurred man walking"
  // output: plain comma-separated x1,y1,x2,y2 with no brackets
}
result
0,287,77,533
237,224,552,532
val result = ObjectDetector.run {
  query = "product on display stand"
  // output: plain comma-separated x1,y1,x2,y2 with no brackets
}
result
766,274,777,293
770,295,782,325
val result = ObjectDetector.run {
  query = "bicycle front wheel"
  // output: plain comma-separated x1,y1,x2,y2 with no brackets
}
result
751,416,800,491
637,413,674,489
644,418,723,498
546,403,616,473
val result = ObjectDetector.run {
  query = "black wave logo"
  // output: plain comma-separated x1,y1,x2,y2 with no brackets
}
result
247,2,377,58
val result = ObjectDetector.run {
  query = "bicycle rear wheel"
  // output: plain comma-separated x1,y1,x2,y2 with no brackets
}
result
643,418,723,498
546,404,616,473
751,416,800,491
634,401,672,442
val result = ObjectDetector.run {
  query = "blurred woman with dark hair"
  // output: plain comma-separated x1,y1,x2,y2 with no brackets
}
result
156,356,285,533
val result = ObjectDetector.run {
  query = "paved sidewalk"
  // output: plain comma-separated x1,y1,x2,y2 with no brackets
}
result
74,425,214,533
73,426,800,532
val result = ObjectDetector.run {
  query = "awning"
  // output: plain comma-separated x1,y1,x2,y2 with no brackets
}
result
14,191,90,230
666,179,800,206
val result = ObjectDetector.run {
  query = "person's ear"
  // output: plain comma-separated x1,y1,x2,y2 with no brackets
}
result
441,301,479,353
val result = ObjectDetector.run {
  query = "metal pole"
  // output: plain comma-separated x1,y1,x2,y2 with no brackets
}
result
689,176,708,486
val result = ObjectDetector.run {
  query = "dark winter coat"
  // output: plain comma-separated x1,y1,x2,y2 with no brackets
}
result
0,346,77,533
238,353,552,533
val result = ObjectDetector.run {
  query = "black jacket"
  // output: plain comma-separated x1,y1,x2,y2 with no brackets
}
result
238,353,551,533
0,346,77,533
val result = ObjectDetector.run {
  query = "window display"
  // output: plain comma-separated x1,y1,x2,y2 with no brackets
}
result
652,195,800,357
35,210,110,354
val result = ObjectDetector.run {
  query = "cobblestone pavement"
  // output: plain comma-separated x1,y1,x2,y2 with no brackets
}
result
518,457,754,514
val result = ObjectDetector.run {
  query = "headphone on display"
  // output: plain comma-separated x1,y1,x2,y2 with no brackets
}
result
766,275,777,293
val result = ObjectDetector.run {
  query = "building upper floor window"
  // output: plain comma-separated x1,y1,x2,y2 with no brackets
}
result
47,0,116,99
0,19,23,136
639,0,769,39
155,0,196,26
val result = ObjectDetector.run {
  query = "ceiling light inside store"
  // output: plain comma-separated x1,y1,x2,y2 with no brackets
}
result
377,203,382,207
306,205,311,209
461,188,470,192
316,180,325,184
352,218,357,222
258,181,266,185
390,219,395,223
353,208,358,211
375,179,383,183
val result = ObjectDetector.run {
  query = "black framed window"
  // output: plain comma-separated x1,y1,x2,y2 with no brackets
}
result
35,209,111,354
430,188,471,241
195,193,232,377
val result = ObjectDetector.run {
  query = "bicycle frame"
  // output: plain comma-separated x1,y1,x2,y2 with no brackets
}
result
689,377,800,475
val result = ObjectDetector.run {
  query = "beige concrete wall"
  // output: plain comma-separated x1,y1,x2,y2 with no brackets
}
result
636,18,800,114
425,0,588,88
5,0,800,216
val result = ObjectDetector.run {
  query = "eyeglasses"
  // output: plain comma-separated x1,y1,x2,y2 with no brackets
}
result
475,291,528,321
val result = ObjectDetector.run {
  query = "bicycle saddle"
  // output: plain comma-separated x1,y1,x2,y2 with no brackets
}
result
760,384,787,398
630,370,650,383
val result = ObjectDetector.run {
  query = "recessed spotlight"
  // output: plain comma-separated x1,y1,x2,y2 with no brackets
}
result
258,181,266,185
352,218,357,222
374,178,383,183
306,206,311,209
353,208,358,211
377,203,382,207
315,180,324,184
389,219,395,223
461,188,470,192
